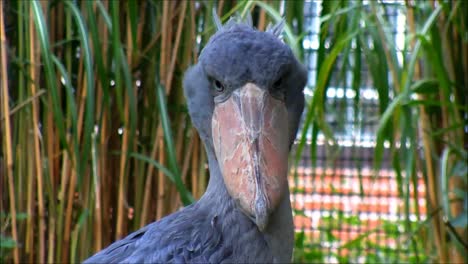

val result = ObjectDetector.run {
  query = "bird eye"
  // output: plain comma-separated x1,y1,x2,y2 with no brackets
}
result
271,76,286,100
274,77,284,88
213,79,225,93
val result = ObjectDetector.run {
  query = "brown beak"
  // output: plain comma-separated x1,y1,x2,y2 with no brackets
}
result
212,83,289,231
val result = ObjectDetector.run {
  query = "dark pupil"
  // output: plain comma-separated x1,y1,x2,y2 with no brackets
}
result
214,80,224,92
274,77,283,88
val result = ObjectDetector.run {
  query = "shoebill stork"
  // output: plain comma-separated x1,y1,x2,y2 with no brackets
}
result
84,13,307,263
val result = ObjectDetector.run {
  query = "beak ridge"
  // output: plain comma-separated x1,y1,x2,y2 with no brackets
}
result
212,83,289,231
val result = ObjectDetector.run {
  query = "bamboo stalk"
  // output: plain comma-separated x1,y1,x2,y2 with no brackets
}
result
63,41,86,262
181,128,196,188
154,0,171,220
116,6,135,239
93,132,103,253
14,1,28,259
131,1,147,229
58,3,74,261
80,167,91,259
175,117,185,173
217,0,225,15
97,0,109,249
436,3,466,262
63,168,77,262
26,131,35,263
90,0,104,251
197,139,207,197
46,69,57,264
170,116,187,212
141,127,162,226
258,6,267,31
62,42,87,262
47,217,55,263
56,147,70,262
23,8,35,251
136,1,147,55
189,2,197,63
28,4,47,262
370,2,400,93
406,2,447,262
116,76,130,239
165,1,187,92
156,126,166,220
0,1,19,262
75,46,86,142
0,90,45,121
160,0,169,84
191,134,199,197
138,4,185,64
99,114,110,248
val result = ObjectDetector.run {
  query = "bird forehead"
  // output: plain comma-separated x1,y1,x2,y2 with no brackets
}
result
200,28,293,84
201,28,290,61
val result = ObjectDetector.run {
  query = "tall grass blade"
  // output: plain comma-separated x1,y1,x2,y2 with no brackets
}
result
156,83,194,205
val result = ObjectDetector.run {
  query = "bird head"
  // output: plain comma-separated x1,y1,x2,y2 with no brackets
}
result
184,13,307,231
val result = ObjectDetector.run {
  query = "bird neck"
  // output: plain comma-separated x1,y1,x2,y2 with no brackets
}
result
201,146,227,198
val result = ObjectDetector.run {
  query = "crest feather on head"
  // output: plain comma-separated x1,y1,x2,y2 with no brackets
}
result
212,8,285,38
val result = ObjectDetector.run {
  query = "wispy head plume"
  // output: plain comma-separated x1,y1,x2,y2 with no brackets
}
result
212,8,285,39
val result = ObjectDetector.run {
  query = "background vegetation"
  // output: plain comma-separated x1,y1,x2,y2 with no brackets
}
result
1,0,466,263
291,0,466,262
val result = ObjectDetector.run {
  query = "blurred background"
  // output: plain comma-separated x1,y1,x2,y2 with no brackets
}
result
1,0,466,263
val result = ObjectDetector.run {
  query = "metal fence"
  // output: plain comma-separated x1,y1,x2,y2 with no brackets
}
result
289,1,427,262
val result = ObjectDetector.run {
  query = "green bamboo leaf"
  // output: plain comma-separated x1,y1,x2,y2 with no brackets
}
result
31,1,69,152
85,2,111,109
320,4,361,23
309,30,359,137
0,235,17,249
451,159,467,180
0,212,28,221
120,47,137,138
417,26,462,130
64,1,96,184
285,0,304,59
430,123,467,137
369,1,402,83
450,211,467,228
341,228,378,249
110,1,125,121
392,149,404,197
252,1,301,57
373,92,406,172
401,4,443,94
404,99,439,107
51,55,78,139
128,1,138,48
96,1,112,29
129,152,177,186
294,30,359,169
156,83,194,205
70,210,89,262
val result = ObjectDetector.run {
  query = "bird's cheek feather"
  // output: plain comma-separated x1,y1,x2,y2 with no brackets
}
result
212,83,289,231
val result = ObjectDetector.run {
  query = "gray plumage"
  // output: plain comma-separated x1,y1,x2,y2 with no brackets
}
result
84,15,307,264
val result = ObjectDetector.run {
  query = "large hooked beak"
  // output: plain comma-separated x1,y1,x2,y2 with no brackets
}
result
212,83,289,231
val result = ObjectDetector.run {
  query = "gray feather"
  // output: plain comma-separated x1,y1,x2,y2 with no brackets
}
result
267,19,285,38
243,11,253,27
212,8,223,31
